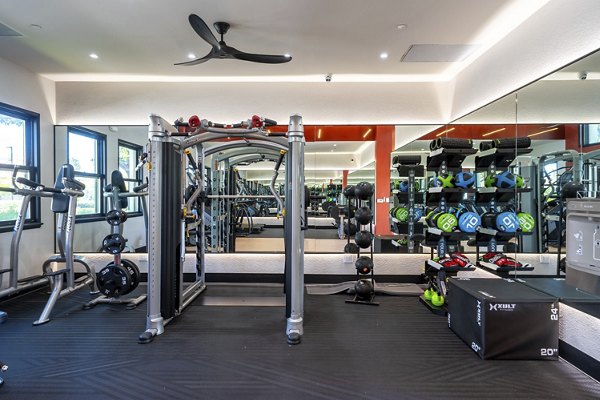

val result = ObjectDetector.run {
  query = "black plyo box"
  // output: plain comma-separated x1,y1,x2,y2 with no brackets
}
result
447,278,559,360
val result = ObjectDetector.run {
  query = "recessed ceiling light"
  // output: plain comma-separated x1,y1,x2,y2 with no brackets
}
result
89,53,99,59
380,52,389,59
333,144,337,147
363,128,372,138
187,53,196,59
396,24,407,30
330,149,334,152
284,53,291,58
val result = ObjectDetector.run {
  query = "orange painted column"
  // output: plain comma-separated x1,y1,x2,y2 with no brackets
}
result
374,126,394,235
342,170,348,187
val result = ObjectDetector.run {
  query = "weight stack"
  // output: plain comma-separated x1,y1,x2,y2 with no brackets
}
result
448,278,559,360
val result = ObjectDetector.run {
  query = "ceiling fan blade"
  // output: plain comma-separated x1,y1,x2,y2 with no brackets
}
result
174,51,214,66
227,46,292,64
188,14,220,49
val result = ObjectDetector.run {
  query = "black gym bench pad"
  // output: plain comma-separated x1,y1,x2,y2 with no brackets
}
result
0,284,599,399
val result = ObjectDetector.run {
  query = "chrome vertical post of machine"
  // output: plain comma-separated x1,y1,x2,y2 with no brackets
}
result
64,192,77,289
197,145,206,282
286,114,305,344
144,115,166,337
9,193,31,288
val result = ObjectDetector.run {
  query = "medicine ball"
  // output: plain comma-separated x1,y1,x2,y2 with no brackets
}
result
456,209,481,233
395,207,408,222
343,185,356,198
344,222,357,236
344,242,360,254
516,175,525,188
435,213,458,233
496,171,517,189
399,180,420,192
433,173,454,188
355,256,374,275
517,212,535,233
354,279,374,299
355,230,373,248
484,174,496,188
561,182,584,199
453,171,475,189
354,181,374,200
496,211,520,232
354,206,373,225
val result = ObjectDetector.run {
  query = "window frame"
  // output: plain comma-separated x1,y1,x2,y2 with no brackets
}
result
581,123,600,147
66,126,107,222
0,101,41,233
117,139,143,217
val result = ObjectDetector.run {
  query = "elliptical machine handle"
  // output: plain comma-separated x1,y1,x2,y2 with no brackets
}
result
133,182,148,193
16,177,42,189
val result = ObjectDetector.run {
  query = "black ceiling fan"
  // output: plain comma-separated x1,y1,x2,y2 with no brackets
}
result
175,14,292,66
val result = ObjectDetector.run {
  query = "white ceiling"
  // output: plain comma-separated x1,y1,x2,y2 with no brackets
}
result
0,0,545,82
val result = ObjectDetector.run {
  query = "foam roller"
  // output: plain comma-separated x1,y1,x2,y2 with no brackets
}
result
492,137,531,149
435,137,473,150
479,141,493,151
393,155,421,165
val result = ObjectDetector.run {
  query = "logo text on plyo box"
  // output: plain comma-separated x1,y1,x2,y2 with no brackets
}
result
489,303,516,311
550,303,559,321
476,300,482,326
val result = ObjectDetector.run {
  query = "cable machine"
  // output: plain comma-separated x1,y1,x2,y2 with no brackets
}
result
139,114,306,345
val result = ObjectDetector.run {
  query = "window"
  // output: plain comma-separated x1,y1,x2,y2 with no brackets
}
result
0,102,40,232
118,140,143,213
67,127,106,219
582,123,600,147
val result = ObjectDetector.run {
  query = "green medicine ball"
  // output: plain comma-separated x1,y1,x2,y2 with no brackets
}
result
484,175,496,188
436,174,454,188
395,207,409,222
436,213,458,232
516,175,524,188
517,212,535,233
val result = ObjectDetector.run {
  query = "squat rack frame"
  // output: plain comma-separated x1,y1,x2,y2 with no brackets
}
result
139,114,306,345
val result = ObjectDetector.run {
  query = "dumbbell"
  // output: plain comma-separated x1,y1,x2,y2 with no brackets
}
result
481,211,520,233
455,208,481,233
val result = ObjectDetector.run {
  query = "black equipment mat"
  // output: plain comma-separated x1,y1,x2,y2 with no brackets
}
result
516,277,600,319
0,284,599,399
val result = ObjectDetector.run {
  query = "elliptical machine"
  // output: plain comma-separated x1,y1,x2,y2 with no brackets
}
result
84,170,147,309
33,164,98,326
0,168,53,315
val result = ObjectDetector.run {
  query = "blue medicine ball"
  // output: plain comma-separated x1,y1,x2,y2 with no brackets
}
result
496,211,520,233
457,211,481,233
495,171,517,189
453,171,475,189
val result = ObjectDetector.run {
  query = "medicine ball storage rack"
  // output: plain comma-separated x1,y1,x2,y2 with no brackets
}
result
346,181,378,306
342,185,359,254
474,139,534,276
421,138,476,315
390,155,425,253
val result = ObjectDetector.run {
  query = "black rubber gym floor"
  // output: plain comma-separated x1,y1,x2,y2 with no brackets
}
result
1,284,599,400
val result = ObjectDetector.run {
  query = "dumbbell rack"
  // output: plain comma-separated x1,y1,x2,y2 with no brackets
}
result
390,161,425,253
474,147,534,276
421,146,476,315
347,194,378,306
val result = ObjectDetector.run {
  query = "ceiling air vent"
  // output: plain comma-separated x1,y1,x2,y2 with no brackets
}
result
0,21,23,37
401,44,479,62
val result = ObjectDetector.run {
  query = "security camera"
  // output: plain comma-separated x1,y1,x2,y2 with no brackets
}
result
579,71,588,80
325,73,332,82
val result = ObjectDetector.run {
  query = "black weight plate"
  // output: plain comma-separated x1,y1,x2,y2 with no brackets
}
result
97,262,131,298
102,233,127,254
121,259,140,294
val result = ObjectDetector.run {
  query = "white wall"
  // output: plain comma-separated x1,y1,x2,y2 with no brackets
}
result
0,56,56,279
54,125,147,252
